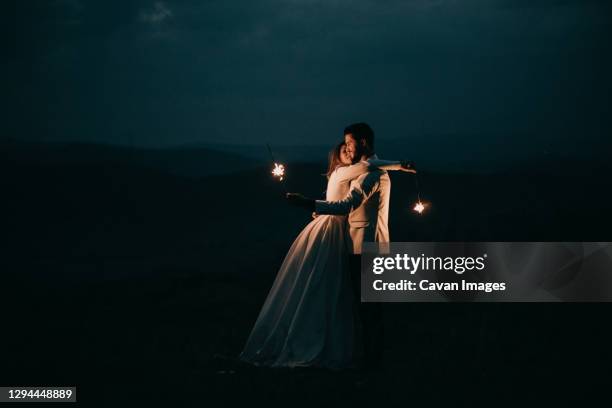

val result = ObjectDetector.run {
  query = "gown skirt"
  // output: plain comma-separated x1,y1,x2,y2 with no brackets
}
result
239,214,355,369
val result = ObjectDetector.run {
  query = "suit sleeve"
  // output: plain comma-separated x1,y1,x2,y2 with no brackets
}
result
366,159,402,171
315,171,382,215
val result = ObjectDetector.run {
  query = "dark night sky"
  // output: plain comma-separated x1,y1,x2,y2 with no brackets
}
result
3,0,611,153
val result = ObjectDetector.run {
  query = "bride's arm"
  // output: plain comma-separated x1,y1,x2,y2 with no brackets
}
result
315,171,380,215
333,162,370,181
335,159,408,181
366,158,402,171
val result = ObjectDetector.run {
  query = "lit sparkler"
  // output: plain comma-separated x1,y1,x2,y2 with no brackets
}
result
266,143,287,193
271,163,285,181
412,171,429,215
414,201,426,214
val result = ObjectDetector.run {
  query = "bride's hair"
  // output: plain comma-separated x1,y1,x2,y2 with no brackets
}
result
326,141,346,179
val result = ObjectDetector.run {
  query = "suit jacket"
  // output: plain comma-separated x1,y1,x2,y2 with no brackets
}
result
315,159,391,254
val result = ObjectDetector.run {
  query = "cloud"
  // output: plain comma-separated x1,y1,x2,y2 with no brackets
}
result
139,1,173,24
4,0,611,146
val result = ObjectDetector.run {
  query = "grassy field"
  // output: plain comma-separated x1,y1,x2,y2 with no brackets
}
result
1,140,610,406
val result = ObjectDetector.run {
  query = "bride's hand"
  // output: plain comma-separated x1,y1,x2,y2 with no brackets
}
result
312,212,318,219
400,161,417,173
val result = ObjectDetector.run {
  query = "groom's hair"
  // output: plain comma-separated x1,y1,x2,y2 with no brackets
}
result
344,122,375,156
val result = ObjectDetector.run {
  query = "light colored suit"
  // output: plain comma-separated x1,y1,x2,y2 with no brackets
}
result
315,157,391,254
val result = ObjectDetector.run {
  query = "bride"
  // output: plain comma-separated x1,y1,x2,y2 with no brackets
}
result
239,142,410,369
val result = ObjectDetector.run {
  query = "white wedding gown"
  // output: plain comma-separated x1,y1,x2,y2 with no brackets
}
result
239,158,402,369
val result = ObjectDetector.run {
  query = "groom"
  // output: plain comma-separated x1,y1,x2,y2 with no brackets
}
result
287,122,415,369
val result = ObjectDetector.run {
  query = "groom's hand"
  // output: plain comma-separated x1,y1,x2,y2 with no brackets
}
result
400,161,417,173
286,193,316,211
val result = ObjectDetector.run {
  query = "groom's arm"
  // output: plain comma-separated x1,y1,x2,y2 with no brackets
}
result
315,171,381,215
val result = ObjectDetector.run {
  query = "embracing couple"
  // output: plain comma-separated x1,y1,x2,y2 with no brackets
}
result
240,123,416,370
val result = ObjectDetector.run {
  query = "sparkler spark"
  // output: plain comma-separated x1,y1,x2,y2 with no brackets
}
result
411,171,429,215
413,201,426,214
272,163,285,181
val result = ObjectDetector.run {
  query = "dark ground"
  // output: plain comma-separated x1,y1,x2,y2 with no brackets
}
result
1,139,611,406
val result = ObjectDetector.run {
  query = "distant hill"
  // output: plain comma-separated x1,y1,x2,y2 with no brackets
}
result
0,138,262,178
5,134,611,176
2,138,611,284
179,133,612,174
